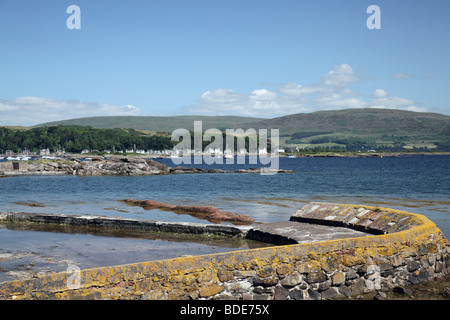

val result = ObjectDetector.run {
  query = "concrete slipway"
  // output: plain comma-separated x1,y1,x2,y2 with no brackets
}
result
0,209,368,283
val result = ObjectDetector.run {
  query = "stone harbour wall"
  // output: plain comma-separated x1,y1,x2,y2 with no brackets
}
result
0,202,449,300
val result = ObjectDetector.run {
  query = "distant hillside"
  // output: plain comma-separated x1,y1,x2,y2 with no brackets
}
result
237,108,449,135
33,108,450,151
36,115,263,133
236,108,450,151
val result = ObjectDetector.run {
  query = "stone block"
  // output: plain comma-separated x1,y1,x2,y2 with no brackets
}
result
199,283,224,298
274,286,289,300
306,270,327,284
338,284,352,297
418,244,428,255
280,272,302,287
318,281,330,292
167,287,190,300
401,246,419,258
365,278,380,291
349,278,365,295
288,288,304,300
252,293,271,300
213,293,237,300
307,289,321,300
217,270,234,282
345,268,358,280
378,261,393,271
241,293,253,300
233,270,255,279
225,280,252,293
276,263,292,276
252,276,278,287
321,255,340,273
297,262,310,273
253,286,274,294
435,261,445,273
407,260,420,272
407,275,419,285
391,254,404,267
417,270,430,283
332,272,345,286
256,266,275,278
321,287,339,299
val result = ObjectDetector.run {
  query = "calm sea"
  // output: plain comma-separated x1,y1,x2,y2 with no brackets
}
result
0,155,449,281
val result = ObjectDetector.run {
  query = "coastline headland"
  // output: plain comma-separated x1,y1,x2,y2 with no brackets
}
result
0,202,448,300
0,156,295,177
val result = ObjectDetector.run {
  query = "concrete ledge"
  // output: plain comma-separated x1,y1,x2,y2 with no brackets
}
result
246,221,369,245
290,202,426,234
0,212,250,238
0,202,449,300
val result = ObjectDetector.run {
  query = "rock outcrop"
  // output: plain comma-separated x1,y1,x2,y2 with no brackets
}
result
74,157,169,176
1,157,295,176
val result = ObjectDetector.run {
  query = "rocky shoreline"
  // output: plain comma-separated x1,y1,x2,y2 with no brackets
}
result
0,157,295,177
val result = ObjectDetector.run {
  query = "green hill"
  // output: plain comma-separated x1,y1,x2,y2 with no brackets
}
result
33,109,450,151
237,108,449,135
236,108,450,151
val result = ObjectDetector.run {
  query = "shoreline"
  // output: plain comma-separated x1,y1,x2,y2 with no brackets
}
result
0,156,295,177
1,152,449,177
282,151,450,158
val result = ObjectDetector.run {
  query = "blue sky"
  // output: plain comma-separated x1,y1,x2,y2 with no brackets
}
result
0,0,449,125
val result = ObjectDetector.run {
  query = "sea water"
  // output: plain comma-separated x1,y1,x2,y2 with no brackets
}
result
0,155,449,281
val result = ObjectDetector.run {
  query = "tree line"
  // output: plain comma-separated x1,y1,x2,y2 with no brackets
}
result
0,126,175,154
0,126,271,154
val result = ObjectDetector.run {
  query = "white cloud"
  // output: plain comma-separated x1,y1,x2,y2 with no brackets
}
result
249,89,277,101
185,63,424,117
201,89,241,103
321,63,357,87
370,89,416,109
0,97,142,126
423,72,436,79
372,88,388,99
316,93,367,109
280,83,324,96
